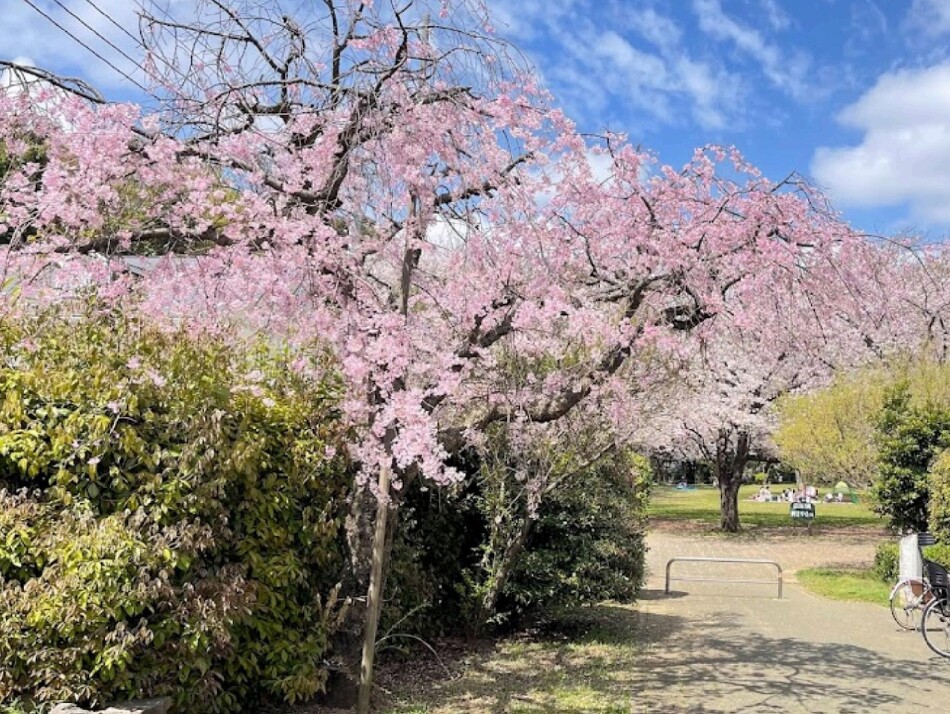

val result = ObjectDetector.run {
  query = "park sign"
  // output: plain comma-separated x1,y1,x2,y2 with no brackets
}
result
790,502,816,520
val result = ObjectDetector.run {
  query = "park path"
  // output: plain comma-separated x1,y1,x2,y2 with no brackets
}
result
632,528,950,713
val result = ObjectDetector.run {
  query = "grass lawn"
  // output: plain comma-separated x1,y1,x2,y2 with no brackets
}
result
796,567,891,607
381,605,647,714
648,484,885,530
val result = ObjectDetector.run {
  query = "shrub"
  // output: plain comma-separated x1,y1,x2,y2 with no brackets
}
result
384,448,651,637
496,451,651,623
873,383,950,533
875,541,950,582
930,450,950,543
382,469,485,639
774,370,885,488
923,544,950,570
0,308,349,712
873,541,899,582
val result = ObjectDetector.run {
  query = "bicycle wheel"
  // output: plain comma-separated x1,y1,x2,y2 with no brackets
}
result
921,598,950,658
891,581,924,630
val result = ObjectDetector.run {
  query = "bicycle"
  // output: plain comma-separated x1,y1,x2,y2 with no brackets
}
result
890,577,934,630
920,559,950,658
889,532,937,630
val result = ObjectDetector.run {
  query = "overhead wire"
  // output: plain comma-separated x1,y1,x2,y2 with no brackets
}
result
48,0,145,74
78,0,142,45
79,0,194,87
19,0,153,97
57,1,300,178
17,0,353,168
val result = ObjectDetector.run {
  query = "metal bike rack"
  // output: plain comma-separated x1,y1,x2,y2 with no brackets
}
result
665,557,783,599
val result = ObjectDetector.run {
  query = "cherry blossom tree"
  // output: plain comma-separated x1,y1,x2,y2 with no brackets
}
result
640,330,809,532
0,0,924,705
635,233,950,532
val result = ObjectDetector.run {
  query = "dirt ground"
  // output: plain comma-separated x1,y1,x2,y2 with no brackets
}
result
644,520,885,581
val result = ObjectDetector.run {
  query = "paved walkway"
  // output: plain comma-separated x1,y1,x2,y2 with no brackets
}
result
632,529,950,713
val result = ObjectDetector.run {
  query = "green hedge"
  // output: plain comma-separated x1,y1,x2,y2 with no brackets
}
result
497,451,650,623
385,448,651,635
873,383,950,533
929,450,950,543
923,545,950,570
874,541,899,582
874,541,950,583
0,308,349,712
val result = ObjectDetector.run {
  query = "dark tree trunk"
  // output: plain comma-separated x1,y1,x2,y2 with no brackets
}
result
719,471,742,532
322,485,376,707
714,430,750,533
480,515,535,623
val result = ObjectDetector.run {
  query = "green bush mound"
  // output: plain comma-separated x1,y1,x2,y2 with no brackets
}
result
0,309,349,712
385,448,650,635
497,452,650,623
923,545,950,570
873,541,950,584
873,384,950,534
874,541,899,582
929,450,950,544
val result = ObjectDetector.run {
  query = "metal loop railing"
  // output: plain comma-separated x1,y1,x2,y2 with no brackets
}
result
665,557,783,599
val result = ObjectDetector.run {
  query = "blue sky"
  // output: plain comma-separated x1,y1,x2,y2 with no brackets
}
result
3,0,950,236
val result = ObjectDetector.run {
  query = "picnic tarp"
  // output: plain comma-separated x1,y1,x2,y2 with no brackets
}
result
832,481,859,503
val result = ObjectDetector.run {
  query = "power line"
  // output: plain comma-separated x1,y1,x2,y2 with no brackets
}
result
79,0,141,45
80,0,187,80
81,0,200,91
48,0,143,72
20,0,152,96
18,0,308,155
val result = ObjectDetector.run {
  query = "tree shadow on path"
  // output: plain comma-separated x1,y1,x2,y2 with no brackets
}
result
385,601,950,713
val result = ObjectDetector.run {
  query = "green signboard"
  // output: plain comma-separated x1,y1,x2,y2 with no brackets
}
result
790,502,816,520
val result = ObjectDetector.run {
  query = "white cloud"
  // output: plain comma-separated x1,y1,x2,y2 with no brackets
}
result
675,55,739,129
811,63,950,223
486,0,578,42
485,1,747,132
585,147,614,184
540,12,743,132
905,0,950,37
594,30,668,78
693,0,809,99
852,0,888,39
759,0,791,31
629,8,682,49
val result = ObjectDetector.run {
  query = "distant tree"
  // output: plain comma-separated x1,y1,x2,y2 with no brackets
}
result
775,370,886,488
